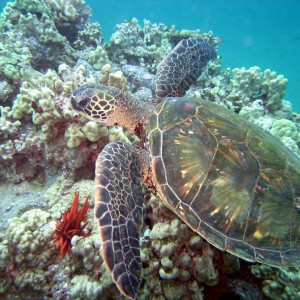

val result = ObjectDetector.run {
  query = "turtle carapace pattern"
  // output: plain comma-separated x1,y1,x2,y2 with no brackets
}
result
71,38,300,299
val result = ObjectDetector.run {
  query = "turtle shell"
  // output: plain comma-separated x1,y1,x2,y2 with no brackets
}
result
148,97,300,267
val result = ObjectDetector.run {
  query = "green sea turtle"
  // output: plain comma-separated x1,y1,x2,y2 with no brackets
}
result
71,38,300,299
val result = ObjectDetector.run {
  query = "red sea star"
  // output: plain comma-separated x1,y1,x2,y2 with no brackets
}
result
52,192,90,258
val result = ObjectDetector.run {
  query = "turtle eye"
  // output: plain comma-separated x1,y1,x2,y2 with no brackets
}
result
78,98,90,108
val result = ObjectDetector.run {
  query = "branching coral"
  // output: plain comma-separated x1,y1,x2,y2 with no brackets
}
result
107,18,214,72
52,192,90,258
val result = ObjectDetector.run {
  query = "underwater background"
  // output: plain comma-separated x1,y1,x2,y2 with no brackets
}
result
1,0,300,109
84,0,300,112
0,0,300,299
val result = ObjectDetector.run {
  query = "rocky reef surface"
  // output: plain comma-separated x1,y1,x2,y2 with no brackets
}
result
0,0,300,299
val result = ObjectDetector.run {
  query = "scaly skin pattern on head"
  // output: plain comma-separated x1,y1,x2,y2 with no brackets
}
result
71,37,216,299
71,83,155,134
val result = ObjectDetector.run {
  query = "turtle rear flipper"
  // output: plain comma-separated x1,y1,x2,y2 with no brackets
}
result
94,141,144,299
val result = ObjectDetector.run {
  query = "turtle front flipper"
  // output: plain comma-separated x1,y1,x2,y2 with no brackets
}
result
155,37,216,101
94,141,144,299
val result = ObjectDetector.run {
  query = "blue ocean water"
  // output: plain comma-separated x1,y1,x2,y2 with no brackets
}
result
0,0,299,112
86,0,300,113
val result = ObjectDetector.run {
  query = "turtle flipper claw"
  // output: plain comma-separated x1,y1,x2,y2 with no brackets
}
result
94,141,144,299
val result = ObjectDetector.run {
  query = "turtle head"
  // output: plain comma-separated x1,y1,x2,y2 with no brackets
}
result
72,83,155,133
71,84,119,125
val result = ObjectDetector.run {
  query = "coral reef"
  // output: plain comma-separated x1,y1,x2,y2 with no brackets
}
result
251,265,300,300
0,181,97,297
107,18,215,72
0,208,55,293
143,199,219,298
99,63,129,91
0,1,299,299
0,62,98,182
229,67,288,111
0,0,102,95
0,0,107,183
